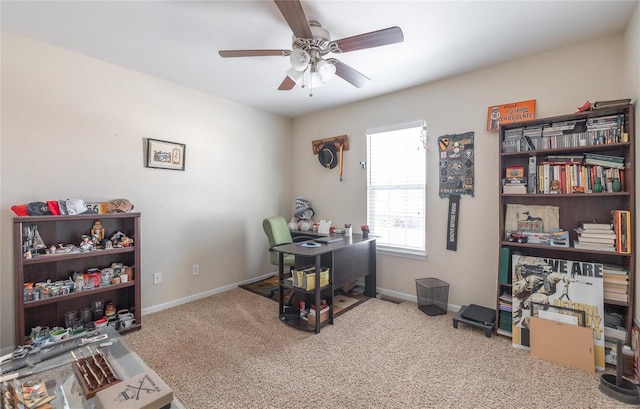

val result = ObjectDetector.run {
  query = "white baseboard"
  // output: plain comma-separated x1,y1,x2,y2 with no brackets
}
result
376,287,461,313
141,272,275,315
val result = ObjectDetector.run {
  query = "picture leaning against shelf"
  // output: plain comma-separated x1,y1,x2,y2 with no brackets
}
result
511,255,605,370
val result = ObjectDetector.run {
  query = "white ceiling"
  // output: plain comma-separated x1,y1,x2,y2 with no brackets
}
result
1,1,638,118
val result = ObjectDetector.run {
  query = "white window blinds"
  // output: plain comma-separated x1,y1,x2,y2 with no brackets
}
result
367,121,427,256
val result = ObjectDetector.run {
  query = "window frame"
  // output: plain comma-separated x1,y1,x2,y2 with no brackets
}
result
366,120,427,259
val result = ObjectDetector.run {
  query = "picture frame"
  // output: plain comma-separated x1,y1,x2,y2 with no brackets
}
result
146,138,186,171
531,302,586,327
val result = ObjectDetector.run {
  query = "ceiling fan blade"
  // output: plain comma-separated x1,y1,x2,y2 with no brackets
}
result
331,26,404,53
219,49,290,58
274,0,313,39
278,76,296,90
326,58,370,88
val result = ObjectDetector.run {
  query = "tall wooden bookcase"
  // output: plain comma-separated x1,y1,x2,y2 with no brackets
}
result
496,104,635,345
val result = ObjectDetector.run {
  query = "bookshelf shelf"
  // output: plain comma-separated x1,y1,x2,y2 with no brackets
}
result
497,104,635,351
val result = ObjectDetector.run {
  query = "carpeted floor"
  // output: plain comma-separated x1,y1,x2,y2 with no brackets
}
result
239,274,369,317
124,288,631,409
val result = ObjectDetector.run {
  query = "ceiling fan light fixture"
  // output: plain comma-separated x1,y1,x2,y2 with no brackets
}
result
286,67,304,83
289,48,310,71
310,71,328,88
316,59,336,83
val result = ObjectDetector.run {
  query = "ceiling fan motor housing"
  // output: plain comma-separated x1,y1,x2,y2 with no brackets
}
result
292,21,332,56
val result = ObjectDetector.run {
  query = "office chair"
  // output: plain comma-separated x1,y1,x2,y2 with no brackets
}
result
262,216,313,270
263,216,318,306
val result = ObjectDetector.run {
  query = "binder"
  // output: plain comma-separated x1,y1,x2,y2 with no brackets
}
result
499,247,510,284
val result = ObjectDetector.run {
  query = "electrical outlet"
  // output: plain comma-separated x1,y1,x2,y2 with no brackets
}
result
153,272,162,285
192,264,200,276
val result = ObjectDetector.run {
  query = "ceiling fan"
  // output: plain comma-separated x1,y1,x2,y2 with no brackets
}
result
218,0,404,95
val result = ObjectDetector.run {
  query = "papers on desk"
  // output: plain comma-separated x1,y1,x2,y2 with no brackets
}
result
297,241,321,248
318,219,331,235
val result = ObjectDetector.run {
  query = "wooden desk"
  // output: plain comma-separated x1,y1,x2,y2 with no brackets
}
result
274,234,376,333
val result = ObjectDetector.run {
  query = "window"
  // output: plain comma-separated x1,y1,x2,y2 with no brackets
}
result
367,121,427,257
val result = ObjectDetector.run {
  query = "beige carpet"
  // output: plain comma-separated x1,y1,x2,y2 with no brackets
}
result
124,288,630,408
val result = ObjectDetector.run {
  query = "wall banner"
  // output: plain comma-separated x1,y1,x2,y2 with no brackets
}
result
446,194,460,251
438,132,474,198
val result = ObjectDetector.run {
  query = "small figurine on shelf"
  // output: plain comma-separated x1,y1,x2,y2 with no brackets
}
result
79,235,93,252
361,225,370,239
91,219,105,248
109,231,134,247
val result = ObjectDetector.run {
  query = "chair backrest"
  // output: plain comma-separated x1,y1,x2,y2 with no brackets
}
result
263,216,294,265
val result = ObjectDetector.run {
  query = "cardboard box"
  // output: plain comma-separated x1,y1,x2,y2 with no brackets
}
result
516,230,569,247
307,305,330,324
530,317,595,373
95,369,173,409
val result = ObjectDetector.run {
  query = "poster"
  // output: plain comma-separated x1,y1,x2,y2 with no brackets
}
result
511,254,605,370
438,132,474,197
487,99,536,131
504,204,560,235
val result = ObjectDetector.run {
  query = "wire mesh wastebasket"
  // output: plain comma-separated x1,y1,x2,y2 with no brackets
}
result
415,278,449,316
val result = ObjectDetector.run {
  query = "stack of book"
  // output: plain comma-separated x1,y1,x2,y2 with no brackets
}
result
603,263,629,302
586,114,625,144
502,128,523,153
604,306,627,365
502,177,527,194
497,291,512,336
573,222,616,252
503,165,527,194
583,153,625,170
611,210,631,254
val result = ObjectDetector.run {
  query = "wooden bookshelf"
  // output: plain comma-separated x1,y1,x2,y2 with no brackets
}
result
496,104,635,348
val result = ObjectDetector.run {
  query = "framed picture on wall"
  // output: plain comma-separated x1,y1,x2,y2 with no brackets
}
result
146,138,186,171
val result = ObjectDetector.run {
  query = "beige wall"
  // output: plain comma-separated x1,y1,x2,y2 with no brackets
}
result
290,34,626,307
0,32,292,350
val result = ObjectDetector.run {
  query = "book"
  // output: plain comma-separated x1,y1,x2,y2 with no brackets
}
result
545,154,584,163
505,166,525,178
583,156,625,170
95,369,173,409
543,162,550,194
584,153,625,163
580,222,613,230
499,247,510,284
572,241,616,252
502,184,527,194
527,156,537,194
603,291,628,302
574,228,615,237
577,236,616,245
592,99,631,109
611,210,631,254
503,177,527,184
603,284,628,293
602,264,629,275
575,240,615,248
604,326,627,341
